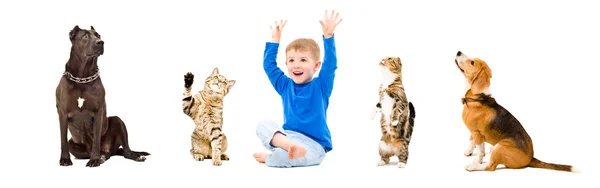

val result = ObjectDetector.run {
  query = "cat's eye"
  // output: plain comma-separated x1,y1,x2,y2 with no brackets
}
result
471,61,474,65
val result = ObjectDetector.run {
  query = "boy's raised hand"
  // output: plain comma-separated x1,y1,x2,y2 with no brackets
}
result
270,19,288,43
319,10,343,38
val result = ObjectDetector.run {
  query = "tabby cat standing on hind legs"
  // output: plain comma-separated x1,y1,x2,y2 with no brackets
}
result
181,67,236,166
371,57,416,168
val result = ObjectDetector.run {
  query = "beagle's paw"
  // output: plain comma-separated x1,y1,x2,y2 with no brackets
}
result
464,163,475,171
464,149,473,156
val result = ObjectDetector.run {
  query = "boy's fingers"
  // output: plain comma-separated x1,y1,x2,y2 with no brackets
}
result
336,18,343,25
330,10,335,19
334,12,340,21
319,20,324,27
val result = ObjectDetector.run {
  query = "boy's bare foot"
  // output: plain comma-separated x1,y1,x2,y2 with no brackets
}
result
288,144,307,159
253,152,270,163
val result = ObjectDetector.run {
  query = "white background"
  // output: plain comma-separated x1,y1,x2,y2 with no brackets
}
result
0,0,597,187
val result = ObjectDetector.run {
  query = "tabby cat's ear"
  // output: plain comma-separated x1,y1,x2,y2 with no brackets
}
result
211,67,219,76
227,80,236,90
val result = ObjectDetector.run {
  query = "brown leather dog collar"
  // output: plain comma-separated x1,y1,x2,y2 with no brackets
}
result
462,97,485,105
461,93,492,105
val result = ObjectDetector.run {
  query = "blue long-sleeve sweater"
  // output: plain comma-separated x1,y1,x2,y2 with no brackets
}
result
263,34,338,153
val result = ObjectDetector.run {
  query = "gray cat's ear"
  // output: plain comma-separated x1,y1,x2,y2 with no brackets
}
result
227,80,236,90
211,67,219,76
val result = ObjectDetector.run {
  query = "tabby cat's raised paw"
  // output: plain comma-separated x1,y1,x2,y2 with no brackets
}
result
184,72,194,88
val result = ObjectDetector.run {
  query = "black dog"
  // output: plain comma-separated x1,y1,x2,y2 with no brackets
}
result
56,25,150,167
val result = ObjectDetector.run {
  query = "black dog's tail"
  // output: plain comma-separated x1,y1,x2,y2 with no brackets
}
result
113,148,151,156
107,116,151,158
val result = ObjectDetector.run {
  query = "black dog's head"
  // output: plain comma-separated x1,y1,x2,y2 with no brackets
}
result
69,25,104,58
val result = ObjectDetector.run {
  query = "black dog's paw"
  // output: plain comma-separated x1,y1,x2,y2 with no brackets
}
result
184,72,194,88
86,158,103,167
59,158,73,166
136,151,151,156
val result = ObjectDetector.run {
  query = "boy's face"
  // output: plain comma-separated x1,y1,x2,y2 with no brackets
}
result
286,50,321,84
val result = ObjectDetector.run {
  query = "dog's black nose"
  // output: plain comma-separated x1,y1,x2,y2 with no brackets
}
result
456,51,462,56
96,40,104,46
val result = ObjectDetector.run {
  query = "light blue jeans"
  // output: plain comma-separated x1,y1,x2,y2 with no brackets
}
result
256,119,326,168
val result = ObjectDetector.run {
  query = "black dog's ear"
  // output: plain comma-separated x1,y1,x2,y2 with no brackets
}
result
69,25,81,41
90,25,95,31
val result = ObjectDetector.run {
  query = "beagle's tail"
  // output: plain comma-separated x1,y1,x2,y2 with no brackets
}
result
527,157,580,173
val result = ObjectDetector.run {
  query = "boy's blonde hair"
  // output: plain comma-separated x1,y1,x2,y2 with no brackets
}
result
285,38,321,61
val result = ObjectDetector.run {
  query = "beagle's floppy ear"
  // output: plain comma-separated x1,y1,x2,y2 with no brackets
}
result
470,62,492,94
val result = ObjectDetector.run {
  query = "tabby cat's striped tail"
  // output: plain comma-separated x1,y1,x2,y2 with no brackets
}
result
408,102,416,134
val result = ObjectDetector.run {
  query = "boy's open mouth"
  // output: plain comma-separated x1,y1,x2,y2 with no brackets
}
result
293,71,304,76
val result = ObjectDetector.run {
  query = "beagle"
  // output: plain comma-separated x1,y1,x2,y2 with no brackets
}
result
454,51,578,172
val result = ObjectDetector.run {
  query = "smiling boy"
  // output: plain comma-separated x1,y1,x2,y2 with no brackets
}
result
253,10,343,168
